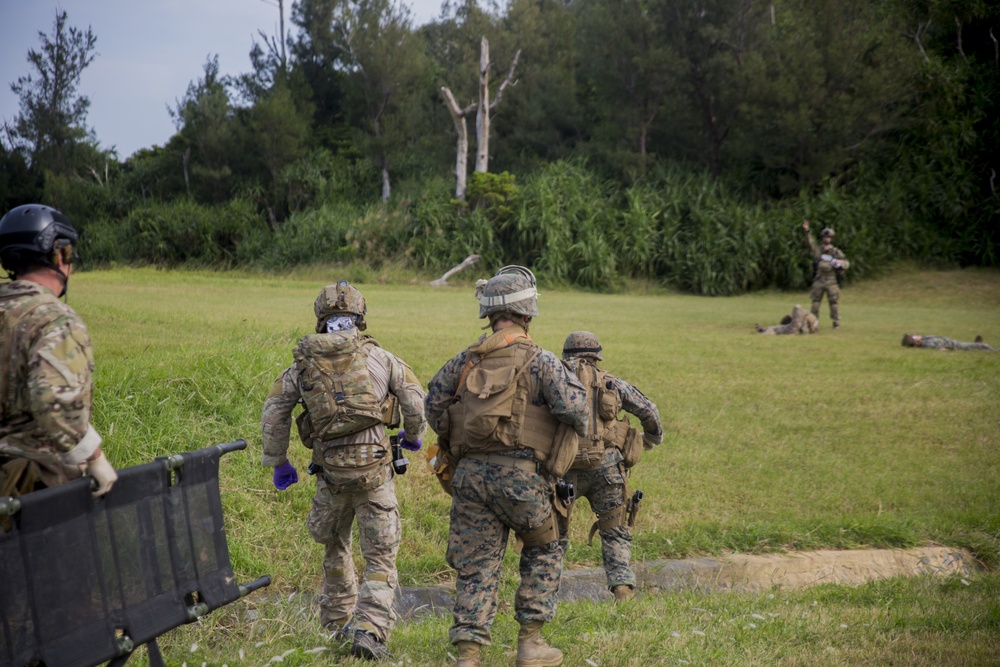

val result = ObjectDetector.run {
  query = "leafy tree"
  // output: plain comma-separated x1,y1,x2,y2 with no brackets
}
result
289,0,350,147
169,56,237,202
575,0,678,177
647,0,766,178
8,10,98,177
0,142,44,211
337,0,434,200
248,83,311,223
492,0,579,169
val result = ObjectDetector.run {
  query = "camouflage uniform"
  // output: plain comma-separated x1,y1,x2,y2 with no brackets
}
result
805,227,850,327
561,345,662,594
0,281,100,495
261,326,426,643
756,304,819,335
425,332,589,646
902,334,994,351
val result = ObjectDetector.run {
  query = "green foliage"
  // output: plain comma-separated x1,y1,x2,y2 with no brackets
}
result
8,10,98,177
84,198,266,267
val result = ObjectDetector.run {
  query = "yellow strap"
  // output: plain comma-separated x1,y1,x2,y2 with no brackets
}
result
367,572,390,583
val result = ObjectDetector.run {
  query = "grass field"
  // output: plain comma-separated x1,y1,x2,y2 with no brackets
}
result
70,265,1000,665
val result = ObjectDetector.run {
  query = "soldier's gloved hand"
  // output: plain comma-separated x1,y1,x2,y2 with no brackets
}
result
642,432,661,451
398,430,422,452
84,451,118,497
272,460,299,490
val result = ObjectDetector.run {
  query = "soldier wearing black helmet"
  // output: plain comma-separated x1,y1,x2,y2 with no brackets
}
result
0,204,117,511
802,219,850,328
425,266,589,667
559,331,663,603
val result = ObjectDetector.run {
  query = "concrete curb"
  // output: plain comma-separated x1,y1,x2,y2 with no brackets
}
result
396,546,978,619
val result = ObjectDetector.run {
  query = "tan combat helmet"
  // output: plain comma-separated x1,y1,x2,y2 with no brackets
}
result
476,265,539,319
314,280,367,332
820,227,835,239
562,331,603,361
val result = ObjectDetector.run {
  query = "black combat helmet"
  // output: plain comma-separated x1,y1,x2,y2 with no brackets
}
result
0,204,79,291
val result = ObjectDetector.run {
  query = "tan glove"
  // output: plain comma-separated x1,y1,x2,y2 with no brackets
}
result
642,433,660,451
84,451,118,497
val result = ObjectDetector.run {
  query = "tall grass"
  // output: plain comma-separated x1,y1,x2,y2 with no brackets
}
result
82,160,960,295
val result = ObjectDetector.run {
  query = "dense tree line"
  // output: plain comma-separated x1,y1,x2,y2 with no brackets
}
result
2,0,997,292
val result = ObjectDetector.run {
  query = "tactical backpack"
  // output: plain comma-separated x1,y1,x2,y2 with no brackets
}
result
571,359,643,470
444,329,575,476
293,332,384,443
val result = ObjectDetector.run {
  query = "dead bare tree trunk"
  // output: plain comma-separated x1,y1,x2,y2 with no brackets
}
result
475,38,491,174
381,165,391,201
441,87,476,199
441,38,521,199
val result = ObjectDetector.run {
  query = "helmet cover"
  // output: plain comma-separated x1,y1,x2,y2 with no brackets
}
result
476,265,539,319
562,331,603,361
314,280,367,332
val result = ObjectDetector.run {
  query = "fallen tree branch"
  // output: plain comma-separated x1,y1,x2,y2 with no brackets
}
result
430,254,481,286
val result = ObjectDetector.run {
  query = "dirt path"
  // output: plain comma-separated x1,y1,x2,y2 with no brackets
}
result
396,546,978,618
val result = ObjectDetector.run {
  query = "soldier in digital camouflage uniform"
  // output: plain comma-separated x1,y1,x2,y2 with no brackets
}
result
425,266,589,667
901,334,994,351
0,204,117,518
560,331,663,603
802,219,850,328
261,281,426,662
755,304,819,335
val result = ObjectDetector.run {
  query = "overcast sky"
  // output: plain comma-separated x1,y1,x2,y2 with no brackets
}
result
0,0,445,159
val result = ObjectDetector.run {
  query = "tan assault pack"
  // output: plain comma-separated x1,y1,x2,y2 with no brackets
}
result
444,329,576,477
294,332,384,443
572,360,642,469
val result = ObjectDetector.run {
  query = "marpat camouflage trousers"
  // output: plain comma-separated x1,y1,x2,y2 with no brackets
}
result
447,457,562,645
564,452,635,590
307,472,400,640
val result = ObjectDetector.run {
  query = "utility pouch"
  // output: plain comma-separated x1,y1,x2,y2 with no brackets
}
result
544,422,579,478
381,394,401,429
425,441,456,496
295,410,315,449
620,426,643,469
320,461,390,494
462,365,519,443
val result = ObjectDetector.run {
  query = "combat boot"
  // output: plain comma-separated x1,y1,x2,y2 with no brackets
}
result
351,629,392,661
612,585,634,603
325,617,351,644
455,641,482,667
516,621,563,667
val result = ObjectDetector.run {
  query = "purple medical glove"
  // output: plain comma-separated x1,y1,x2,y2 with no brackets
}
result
398,430,422,452
273,460,299,490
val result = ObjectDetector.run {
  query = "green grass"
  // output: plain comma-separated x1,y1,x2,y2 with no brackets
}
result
68,264,1000,664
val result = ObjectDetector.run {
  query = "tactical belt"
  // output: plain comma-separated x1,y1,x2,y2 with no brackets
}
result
464,451,538,473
